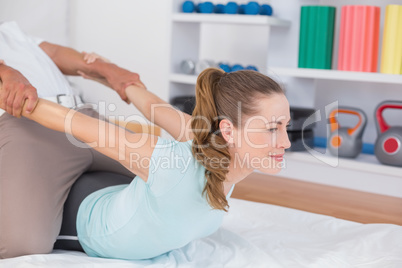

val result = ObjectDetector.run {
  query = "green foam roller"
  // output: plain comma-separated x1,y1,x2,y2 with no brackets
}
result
299,6,336,69
298,6,310,68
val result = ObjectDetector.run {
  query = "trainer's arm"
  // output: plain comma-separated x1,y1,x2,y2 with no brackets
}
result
39,42,139,102
17,97,154,181
125,84,194,142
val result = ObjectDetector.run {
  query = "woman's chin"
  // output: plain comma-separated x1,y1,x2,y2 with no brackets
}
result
257,166,283,174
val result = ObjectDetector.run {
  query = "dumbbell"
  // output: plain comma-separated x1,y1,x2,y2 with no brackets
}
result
182,1,216,14
218,64,259,73
218,63,231,72
197,2,214,13
180,60,196,75
244,2,273,16
195,60,216,74
238,4,247,14
244,2,260,15
182,1,195,13
215,4,225,14
224,2,239,14
245,65,259,71
180,59,216,75
260,4,273,16
183,1,273,16
231,64,245,72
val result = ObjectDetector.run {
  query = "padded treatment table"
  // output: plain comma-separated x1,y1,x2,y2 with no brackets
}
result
53,172,134,251
3,174,402,267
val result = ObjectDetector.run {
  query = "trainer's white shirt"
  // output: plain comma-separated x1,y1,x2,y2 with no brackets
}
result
0,21,73,116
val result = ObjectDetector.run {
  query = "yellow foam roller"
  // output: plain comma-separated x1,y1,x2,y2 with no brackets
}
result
380,5,402,74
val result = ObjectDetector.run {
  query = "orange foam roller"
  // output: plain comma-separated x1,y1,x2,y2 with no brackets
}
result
338,5,380,72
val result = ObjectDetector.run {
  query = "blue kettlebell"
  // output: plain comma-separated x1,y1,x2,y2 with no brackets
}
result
327,107,367,158
374,100,402,166
224,2,239,14
260,4,273,16
182,1,195,13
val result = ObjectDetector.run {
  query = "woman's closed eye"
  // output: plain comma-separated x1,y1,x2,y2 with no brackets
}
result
267,124,291,133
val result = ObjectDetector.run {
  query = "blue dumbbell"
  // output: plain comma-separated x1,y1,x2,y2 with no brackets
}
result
197,2,214,13
231,64,245,72
245,65,259,72
218,63,232,73
224,2,239,14
182,1,195,13
214,4,225,14
260,4,273,16
245,2,260,15
238,4,247,14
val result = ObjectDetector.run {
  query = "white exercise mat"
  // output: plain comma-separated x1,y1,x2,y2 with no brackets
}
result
1,198,401,268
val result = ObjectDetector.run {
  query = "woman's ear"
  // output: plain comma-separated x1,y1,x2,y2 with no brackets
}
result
219,119,234,144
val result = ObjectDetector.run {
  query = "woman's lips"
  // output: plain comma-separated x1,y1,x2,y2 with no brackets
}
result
270,154,284,162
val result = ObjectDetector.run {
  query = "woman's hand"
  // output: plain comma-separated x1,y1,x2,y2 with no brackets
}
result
82,52,111,64
77,52,140,103
77,52,111,87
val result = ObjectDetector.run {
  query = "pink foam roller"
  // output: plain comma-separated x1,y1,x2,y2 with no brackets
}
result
338,5,380,72
337,6,348,70
364,7,380,72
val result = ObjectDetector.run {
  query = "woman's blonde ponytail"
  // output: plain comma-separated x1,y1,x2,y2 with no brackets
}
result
191,68,230,211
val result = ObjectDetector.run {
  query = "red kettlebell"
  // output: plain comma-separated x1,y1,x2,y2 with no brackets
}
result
374,100,402,166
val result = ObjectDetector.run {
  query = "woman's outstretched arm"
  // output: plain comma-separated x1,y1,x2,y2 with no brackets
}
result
78,54,194,142
15,97,155,182
124,83,194,142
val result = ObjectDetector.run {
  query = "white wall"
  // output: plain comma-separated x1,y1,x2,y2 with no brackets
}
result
0,0,172,120
69,0,171,119
0,0,69,45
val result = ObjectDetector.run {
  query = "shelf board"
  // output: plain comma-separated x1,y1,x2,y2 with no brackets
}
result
268,67,402,84
170,73,198,84
172,13,291,26
171,69,402,85
285,149,402,177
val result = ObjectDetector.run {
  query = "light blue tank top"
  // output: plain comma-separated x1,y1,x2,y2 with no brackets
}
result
76,138,235,260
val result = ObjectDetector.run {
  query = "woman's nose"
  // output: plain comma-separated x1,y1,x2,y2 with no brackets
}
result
278,131,291,149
